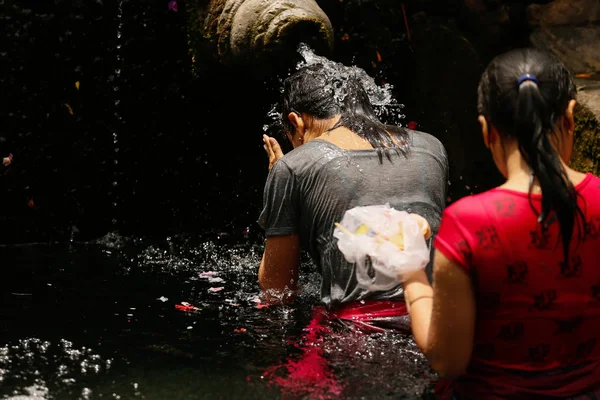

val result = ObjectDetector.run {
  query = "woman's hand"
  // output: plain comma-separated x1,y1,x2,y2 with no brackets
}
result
410,213,432,240
263,134,284,171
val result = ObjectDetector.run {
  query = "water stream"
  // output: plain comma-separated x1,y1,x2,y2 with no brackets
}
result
110,0,124,228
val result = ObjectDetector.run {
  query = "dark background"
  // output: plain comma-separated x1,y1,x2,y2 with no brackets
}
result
1,0,533,244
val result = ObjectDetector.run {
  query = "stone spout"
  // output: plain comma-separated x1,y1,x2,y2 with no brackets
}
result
192,0,334,66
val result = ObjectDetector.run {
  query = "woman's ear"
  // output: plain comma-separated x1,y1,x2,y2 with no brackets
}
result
564,99,577,136
479,115,491,149
288,112,304,135
287,112,306,148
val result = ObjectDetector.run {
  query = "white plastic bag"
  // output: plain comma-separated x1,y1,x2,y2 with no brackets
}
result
333,204,430,291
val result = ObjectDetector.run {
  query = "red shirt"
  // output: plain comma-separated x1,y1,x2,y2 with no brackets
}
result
434,173,600,399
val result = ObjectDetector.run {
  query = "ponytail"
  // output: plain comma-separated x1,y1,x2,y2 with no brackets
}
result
478,49,586,263
514,76,583,262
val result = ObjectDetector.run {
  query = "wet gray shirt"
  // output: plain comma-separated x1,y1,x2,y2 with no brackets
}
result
258,130,449,307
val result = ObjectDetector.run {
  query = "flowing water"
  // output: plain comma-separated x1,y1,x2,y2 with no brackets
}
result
263,44,406,144
0,234,437,399
109,0,124,229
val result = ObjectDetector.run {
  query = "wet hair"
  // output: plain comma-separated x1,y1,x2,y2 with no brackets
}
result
477,47,584,262
281,64,409,156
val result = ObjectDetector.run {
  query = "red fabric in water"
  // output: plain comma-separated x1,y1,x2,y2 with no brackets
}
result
331,299,408,320
262,300,408,399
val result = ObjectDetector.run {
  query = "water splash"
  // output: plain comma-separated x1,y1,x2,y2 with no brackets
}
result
109,0,124,227
296,43,399,110
264,43,406,138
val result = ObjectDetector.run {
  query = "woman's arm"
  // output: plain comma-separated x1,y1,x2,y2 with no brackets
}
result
403,250,476,379
259,234,301,304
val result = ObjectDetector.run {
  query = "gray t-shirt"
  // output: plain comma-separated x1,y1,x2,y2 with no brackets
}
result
258,130,449,307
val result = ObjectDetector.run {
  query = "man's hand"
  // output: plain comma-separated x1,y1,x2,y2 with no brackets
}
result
2,157,11,167
263,135,284,171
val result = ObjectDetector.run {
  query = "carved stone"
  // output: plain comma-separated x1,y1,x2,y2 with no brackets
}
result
188,0,334,67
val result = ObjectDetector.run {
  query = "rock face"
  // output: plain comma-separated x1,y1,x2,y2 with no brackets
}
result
530,25,600,74
188,0,334,68
528,0,600,27
571,103,600,176
527,0,600,174
528,0,600,115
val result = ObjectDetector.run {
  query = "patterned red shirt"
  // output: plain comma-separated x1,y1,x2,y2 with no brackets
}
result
434,173,600,399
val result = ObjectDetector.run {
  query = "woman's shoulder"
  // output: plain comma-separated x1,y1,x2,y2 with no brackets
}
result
580,172,600,192
444,190,505,219
281,140,344,169
408,129,446,152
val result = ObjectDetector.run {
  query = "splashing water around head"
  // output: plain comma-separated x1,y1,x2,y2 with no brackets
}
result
263,43,406,138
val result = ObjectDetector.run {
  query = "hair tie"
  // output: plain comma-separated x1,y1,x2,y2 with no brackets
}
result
518,74,538,87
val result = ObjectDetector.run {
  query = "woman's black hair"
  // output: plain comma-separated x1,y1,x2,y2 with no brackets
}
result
477,47,585,262
281,64,409,157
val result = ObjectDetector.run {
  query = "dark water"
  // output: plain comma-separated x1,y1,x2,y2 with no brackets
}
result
0,237,436,399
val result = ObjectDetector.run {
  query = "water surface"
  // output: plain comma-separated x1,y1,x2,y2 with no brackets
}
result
0,235,436,399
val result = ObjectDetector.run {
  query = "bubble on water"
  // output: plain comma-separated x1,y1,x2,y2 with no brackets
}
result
0,338,119,399
81,387,93,399
4,383,49,400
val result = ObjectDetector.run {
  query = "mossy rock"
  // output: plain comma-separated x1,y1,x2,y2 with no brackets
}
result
570,103,600,175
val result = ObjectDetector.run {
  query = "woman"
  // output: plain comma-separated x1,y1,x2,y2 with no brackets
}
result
258,62,448,327
403,48,600,399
